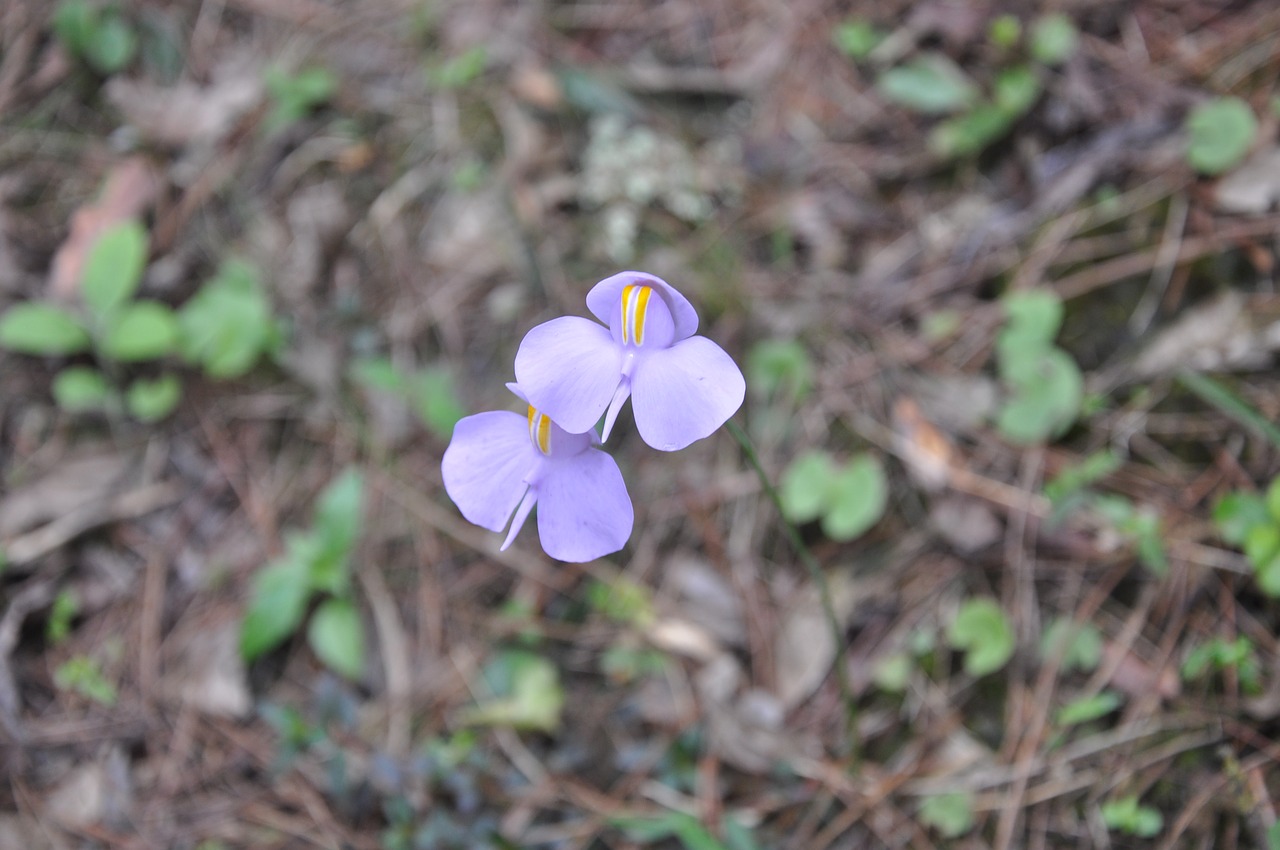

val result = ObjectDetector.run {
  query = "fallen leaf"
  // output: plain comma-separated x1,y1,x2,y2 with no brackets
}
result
1214,147,1280,215
105,61,262,148
661,555,745,648
929,496,1002,553
1102,642,1180,700
44,746,132,830
773,572,861,711
164,621,251,718
893,396,956,491
0,450,131,538
47,157,159,301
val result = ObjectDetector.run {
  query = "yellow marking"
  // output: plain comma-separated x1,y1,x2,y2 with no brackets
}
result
621,284,652,346
527,405,552,455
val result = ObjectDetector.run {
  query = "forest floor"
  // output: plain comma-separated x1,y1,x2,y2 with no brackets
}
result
2,1,1280,848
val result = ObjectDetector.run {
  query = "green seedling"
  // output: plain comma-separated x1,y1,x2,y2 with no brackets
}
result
919,791,975,838
54,654,117,706
54,0,137,74
988,15,1022,49
877,54,978,114
1185,97,1257,175
264,65,337,132
949,597,1014,677
427,46,488,89
240,469,367,680
1101,795,1162,837
0,220,184,421
461,649,564,733
46,590,80,645
1093,496,1167,576
1055,690,1121,728
613,811,761,850
179,259,281,378
994,290,1082,444
832,19,885,60
781,450,887,541
1212,477,1280,596
1182,636,1261,694
1044,450,1122,515
1040,618,1103,673
587,576,654,627
350,357,466,440
1029,13,1079,66
747,339,814,406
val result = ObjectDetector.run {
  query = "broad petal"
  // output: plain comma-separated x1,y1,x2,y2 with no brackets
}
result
586,271,699,342
631,336,746,451
441,411,537,532
536,450,634,562
514,316,623,434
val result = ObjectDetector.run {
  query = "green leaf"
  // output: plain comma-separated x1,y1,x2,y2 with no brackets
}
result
1255,549,1280,597
126,374,181,422
101,301,179,361
1045,450,1122,508
877,54,978,114
930,103,1016,158
822,454,887,541
349,356,405,393
1267,820,1280,850
82,220,148,317
780,451,834,523
1102,796,1162,837
0,303,91,355
308,468,364,594
53,0,95,54
949,598,1015,677
832,20,883,60
53,367,111,412
54,655,117,706
179,259,278,378
1266,478,1280,522
998,349,1082,444
1040,618,1103,672
462,651,564,732
1000,289,1063,351
84,13,137,74
988,15,1021,49
1244,524,1280,573
747,339,813,404
307,598,365,680
1055,691,1121,727
873,652,913,693
265,66,337,131
1029,13,1078,65
1177,370,1280,450
428,46,488,89
410,367,466,440
919,792,974,838
240,557,312,660
1185,97,1257,175
993,65,1042,115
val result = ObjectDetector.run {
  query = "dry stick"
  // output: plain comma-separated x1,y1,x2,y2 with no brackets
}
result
725,420,858,753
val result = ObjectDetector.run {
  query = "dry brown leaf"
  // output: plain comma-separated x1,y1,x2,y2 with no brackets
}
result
1130,291,1274,379
105,63,262,148
163,621,251,718
46,157,159,300
661,556,745,648
0,450,132,538
893,396,956,491
929,496,1002,553
1102,642,1180,700
1214,148,1280,215
773,572,861,711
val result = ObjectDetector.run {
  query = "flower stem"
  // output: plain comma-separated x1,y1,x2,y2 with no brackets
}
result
726,420,858,754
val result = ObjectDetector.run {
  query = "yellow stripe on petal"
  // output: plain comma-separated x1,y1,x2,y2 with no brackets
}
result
527,405,552,455
621,284,653,347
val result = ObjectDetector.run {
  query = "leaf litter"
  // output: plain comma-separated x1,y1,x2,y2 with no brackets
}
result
1,1,1279,848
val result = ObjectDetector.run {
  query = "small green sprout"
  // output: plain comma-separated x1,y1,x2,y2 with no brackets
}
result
781,450,888,541
949,597,1015,676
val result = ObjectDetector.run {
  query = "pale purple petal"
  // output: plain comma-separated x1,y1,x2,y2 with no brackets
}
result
441,411,537,531
586,271,699,342
506,381,596,456
514,316,623,434
600,378,632,442
630,336,746,451
536,450,634,562
501,488,538,551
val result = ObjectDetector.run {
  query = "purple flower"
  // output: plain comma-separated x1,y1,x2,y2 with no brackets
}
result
514,271,745,451
441,384,633,562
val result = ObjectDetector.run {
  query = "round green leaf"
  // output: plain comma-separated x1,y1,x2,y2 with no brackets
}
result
949,598,1015,677
1029,13,1078,66
1186,97,1257,175
747,339,814,404
84,13,137,74
1213,491,1270,545
920,792,974,838
780,451,835,523
0,303,91,356
101,301,179,361
53,367,111,412
126,374,181,422
82,220,148,317
821,454,887,541
307,597,365,680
